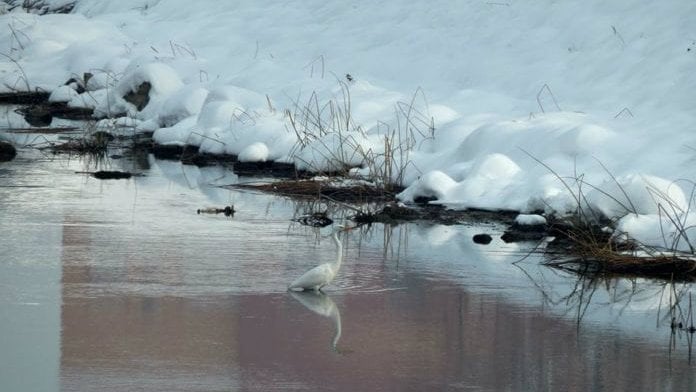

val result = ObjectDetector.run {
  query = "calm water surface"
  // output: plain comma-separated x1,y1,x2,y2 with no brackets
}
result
1,149,695,391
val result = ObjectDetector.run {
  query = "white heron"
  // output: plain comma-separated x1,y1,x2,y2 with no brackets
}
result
288,226,346,291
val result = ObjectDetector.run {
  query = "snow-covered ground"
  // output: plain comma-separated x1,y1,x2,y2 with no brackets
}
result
1,0,695,248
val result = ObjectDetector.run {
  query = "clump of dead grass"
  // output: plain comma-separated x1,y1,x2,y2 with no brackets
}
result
231,178,399,203
529,151,696,281
285,81,433,192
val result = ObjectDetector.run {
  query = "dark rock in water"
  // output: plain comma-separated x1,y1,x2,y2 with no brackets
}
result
501,231,546,243
233,161,298,177
0,141,17,161
473,233,493,245
376,204,420,221
23,105,53,127
123,81,152,111
91,171,133,180
353,203,421,225
413,195,437,205
181,150,219,167
501,219,549,243
152,143,185,159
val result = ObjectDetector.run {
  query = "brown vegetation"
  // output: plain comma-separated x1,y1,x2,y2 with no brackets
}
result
231,178,398,203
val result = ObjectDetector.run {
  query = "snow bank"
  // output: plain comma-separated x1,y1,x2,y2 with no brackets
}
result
238,142,269,163
48,84,77,102
586,174,689,218
158,84,208,127
97,62,183,119
515,214,547,226
2,0,696,248
616,213,696,253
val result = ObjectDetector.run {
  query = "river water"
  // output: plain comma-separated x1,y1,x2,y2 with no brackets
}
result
1,149,695,391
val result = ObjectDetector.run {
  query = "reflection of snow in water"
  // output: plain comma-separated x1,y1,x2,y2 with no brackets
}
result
153,158,238,194
388,222,690,339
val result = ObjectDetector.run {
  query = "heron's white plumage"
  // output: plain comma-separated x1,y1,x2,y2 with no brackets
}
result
288,230,343,291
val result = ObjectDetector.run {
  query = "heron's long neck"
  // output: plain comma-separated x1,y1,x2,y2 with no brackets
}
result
332,232,343,268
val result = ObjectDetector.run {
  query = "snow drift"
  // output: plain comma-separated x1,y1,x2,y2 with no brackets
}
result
1,0,695,247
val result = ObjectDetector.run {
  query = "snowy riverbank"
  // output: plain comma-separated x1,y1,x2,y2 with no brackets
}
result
1,0,695,248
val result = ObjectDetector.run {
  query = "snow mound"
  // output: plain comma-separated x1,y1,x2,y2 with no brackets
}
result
158,85,209,127
48,85,77,102
616,213,696,252
85,71,114,91
515,214,547,226
238,142,269,162
447,153,522,209
94,62,184,120
586,174,688,218
399,153,524,210
398,171,458,203
153,115,197,146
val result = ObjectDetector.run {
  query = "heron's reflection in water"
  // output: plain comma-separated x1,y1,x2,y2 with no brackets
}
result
289,290,345,353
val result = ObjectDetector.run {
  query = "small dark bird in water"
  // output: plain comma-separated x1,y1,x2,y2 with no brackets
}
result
345,73,353,82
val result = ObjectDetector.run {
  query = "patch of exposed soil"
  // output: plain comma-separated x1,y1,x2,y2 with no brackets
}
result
2,126,79,134
354,203,519,226
123,81,151,111
82,170,136,180
0,91,50,105
17,102,94,126
230,179,399,203
153,143,309,177
230,178,521,226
